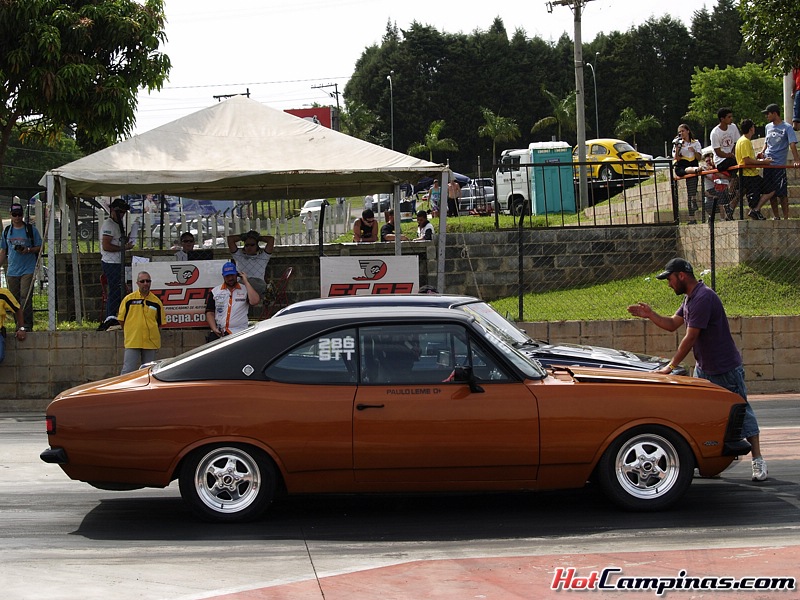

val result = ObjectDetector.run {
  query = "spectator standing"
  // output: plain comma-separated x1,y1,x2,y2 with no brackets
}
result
429,180,441,217
710,107,740,173
380,209,408,242
0,198,42,329
734,118,774,220
0,286,27,364
627,258,767,482
352,209,378,242
205,262,259,340
226,230,275,299
117,271,165,375
701,150,733,221
673,124,703,224
414,210,435,241
301,211,316,244
446,180,461,218
98,198,133,331
174,232,195,260
761,103,800,220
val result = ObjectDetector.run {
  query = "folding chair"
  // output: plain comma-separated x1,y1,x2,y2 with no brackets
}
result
261,266,293,318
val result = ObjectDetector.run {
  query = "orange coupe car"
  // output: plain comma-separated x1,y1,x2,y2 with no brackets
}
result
41,306,750,522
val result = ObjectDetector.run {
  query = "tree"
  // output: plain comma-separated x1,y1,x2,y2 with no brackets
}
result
340,101,386,146
477,107,520,166
3,127,83,190
407,120,459,162
739,0,800,74
614,108,661,147
685,64,782,130
0,0,171,178
531,86,576,141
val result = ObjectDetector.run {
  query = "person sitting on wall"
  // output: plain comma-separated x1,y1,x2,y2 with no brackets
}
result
226,230,275,300
353,209,378,243
380,209,408,242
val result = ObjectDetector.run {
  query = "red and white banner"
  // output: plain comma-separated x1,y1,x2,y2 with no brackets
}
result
132,260,226,328
320,257,419,297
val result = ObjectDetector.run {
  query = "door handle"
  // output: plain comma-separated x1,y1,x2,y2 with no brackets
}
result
356,403,385,411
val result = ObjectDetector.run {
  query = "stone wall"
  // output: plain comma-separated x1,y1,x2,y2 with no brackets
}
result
3,314,797,412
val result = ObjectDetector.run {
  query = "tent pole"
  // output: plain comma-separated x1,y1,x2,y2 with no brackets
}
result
46,176,57,330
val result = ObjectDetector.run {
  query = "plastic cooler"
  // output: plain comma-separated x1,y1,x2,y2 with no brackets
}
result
528,141,577,215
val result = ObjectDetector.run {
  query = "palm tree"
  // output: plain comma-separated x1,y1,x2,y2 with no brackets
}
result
478,107,520,166
614,107,661,148
407,120,459,162
530,86,576,141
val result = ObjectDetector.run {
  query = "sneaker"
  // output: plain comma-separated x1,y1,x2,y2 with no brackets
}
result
772,217,781,221
97,318,119,331
751,457,768,482
724,205,734,220
748,209,766,220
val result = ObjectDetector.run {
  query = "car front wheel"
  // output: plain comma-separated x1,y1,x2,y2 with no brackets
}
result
597,426,694,511
179,444,277,522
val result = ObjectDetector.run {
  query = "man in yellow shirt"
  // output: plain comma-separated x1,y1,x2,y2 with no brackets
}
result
118,271,166,374
0,287,26,364
734,118,774,220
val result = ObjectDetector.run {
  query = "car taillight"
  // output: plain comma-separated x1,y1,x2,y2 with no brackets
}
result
46,415,56,435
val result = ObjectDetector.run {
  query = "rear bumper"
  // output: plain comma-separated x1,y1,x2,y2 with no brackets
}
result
40,447,68,464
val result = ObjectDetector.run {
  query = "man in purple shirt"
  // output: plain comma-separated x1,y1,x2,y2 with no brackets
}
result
627,258,767,482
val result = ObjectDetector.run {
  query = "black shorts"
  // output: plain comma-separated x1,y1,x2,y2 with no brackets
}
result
740,175,763,208
762,167,787,196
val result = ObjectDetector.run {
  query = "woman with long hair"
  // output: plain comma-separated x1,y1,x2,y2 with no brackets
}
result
673,124,703,223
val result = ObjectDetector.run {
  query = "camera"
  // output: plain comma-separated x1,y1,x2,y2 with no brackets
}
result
14,245,25,253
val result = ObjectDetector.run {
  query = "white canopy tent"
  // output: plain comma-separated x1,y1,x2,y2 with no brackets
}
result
39,96,448,328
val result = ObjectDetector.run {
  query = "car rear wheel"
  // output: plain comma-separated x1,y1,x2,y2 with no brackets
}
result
597,426,694,511
179,444,277,522
598,165,615,182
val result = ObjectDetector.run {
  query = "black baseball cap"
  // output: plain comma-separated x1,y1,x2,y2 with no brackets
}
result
656,258,694,280
110,198,130,211
762,103,780,115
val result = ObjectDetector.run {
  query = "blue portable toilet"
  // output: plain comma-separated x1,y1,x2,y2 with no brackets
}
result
528,142,576,215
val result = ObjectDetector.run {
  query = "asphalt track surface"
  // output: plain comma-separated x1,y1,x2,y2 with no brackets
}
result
3,395,799,600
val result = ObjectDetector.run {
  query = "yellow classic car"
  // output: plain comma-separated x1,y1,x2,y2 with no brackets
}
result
574,138,655,181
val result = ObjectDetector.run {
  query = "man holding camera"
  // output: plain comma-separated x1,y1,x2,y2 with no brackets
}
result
0,199,42,330
205,262,260,341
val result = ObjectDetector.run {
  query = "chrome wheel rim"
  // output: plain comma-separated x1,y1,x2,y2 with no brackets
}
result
193,447,261,514
614,434,681,499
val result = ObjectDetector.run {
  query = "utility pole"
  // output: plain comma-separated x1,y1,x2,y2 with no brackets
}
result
312,83,341,131
546,0,594,210
213,88,250,102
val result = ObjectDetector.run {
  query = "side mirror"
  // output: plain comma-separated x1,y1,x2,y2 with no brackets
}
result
453,365,484,394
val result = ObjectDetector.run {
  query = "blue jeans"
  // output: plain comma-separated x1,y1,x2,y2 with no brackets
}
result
794,91,800,123
695,364,760,438
102,261,124,320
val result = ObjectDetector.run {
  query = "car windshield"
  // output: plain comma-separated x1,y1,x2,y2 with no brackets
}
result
473,322,548,379
303,200,324,209
454,301,535,346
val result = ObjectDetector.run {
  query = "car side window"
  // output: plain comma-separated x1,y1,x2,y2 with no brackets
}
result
591,144,608,156
359,324,511,385
265,328,357,384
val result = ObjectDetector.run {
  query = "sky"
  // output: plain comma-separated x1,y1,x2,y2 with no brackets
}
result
132,0,719,135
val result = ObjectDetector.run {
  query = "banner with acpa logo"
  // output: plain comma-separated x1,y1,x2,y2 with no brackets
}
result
132,260,227,328
320,257,419,297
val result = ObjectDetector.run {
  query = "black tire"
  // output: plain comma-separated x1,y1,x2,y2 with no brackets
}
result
179,444,277,522
596,425,694,511
511,196,528,217
598,164,615,182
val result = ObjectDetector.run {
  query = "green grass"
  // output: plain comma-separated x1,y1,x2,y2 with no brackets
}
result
490,260,800,322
